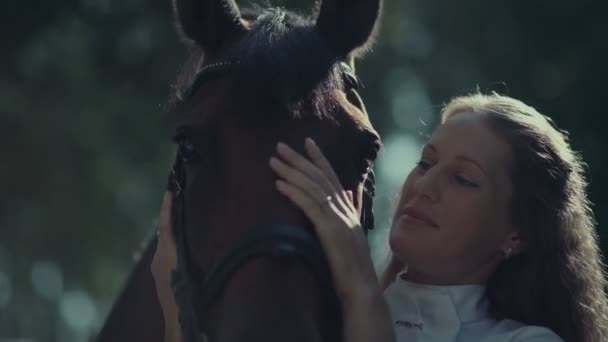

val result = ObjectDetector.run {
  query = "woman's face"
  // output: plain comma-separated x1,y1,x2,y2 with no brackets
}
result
390,111,523,285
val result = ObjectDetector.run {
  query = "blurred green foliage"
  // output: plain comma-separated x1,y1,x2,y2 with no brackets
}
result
1,0,606,341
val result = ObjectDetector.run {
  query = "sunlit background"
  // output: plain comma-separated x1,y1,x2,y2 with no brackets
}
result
2,0,606,341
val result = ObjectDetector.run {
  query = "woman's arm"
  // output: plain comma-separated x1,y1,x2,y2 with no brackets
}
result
342,288,396,342
269,138,395,342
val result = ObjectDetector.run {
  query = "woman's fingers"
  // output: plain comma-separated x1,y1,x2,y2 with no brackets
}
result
304,138,344,193
270,156,330,205
159,191,173,237
275,179,322,223
303,138,358,214
273,140,358,218
276,142,337,195
276,180,349,237
156,191,177,266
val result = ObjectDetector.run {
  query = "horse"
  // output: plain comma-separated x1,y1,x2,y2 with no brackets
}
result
96,0,383,341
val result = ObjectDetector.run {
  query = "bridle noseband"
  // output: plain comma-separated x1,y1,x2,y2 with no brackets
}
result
166,60,376,342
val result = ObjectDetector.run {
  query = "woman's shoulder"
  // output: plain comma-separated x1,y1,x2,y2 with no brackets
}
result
485,318,563,342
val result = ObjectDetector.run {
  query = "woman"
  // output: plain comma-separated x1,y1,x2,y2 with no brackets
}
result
268,93,608,341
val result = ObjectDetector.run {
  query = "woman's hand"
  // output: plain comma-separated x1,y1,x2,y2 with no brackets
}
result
151,192,182,342
269,138,379,305
270,138,395,342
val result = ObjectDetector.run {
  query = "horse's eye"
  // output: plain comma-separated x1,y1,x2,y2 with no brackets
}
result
357,159,373,177
179,139,199,163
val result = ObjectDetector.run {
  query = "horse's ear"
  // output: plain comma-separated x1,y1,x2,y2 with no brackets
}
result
346,55,356,72
315,0,383,57
172,0,247,53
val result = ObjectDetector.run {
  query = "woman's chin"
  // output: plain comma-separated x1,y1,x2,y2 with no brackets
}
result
388,226,414,255
389,221,433,259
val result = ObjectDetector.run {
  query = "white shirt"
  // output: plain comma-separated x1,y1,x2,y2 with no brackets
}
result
383,275,563,342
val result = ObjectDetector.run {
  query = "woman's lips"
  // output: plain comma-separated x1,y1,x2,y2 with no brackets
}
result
401,207,439,229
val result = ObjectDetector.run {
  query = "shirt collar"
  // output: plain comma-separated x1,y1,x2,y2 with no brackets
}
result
392,273,490,324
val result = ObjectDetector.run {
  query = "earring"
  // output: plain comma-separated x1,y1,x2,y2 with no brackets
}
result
503,247,513,260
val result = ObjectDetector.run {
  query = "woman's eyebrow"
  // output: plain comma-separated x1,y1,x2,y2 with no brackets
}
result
425,143,488,177
455,155,488,177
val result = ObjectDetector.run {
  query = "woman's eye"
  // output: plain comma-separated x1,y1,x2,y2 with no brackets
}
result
455,175,479,188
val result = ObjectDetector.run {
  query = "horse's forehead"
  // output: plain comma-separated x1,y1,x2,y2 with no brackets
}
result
177,76,378,148
178,79,241,125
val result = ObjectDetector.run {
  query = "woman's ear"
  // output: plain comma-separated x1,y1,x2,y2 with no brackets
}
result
315,0,383,58
172,0,247,53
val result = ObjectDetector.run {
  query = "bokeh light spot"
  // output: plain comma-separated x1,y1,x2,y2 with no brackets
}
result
59,290,98,334
31,260,64,301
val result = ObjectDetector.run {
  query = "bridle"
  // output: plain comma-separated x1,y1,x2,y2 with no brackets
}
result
166,60,377,342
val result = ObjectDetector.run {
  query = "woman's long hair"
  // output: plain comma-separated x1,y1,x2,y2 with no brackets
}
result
437,92,608,341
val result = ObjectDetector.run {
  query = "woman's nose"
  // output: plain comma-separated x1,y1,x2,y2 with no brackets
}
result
412,168,440,202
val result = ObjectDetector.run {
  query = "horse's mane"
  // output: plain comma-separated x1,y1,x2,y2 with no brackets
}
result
170,6,347,118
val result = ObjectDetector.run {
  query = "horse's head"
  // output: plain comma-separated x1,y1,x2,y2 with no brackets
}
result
166,0,383,341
